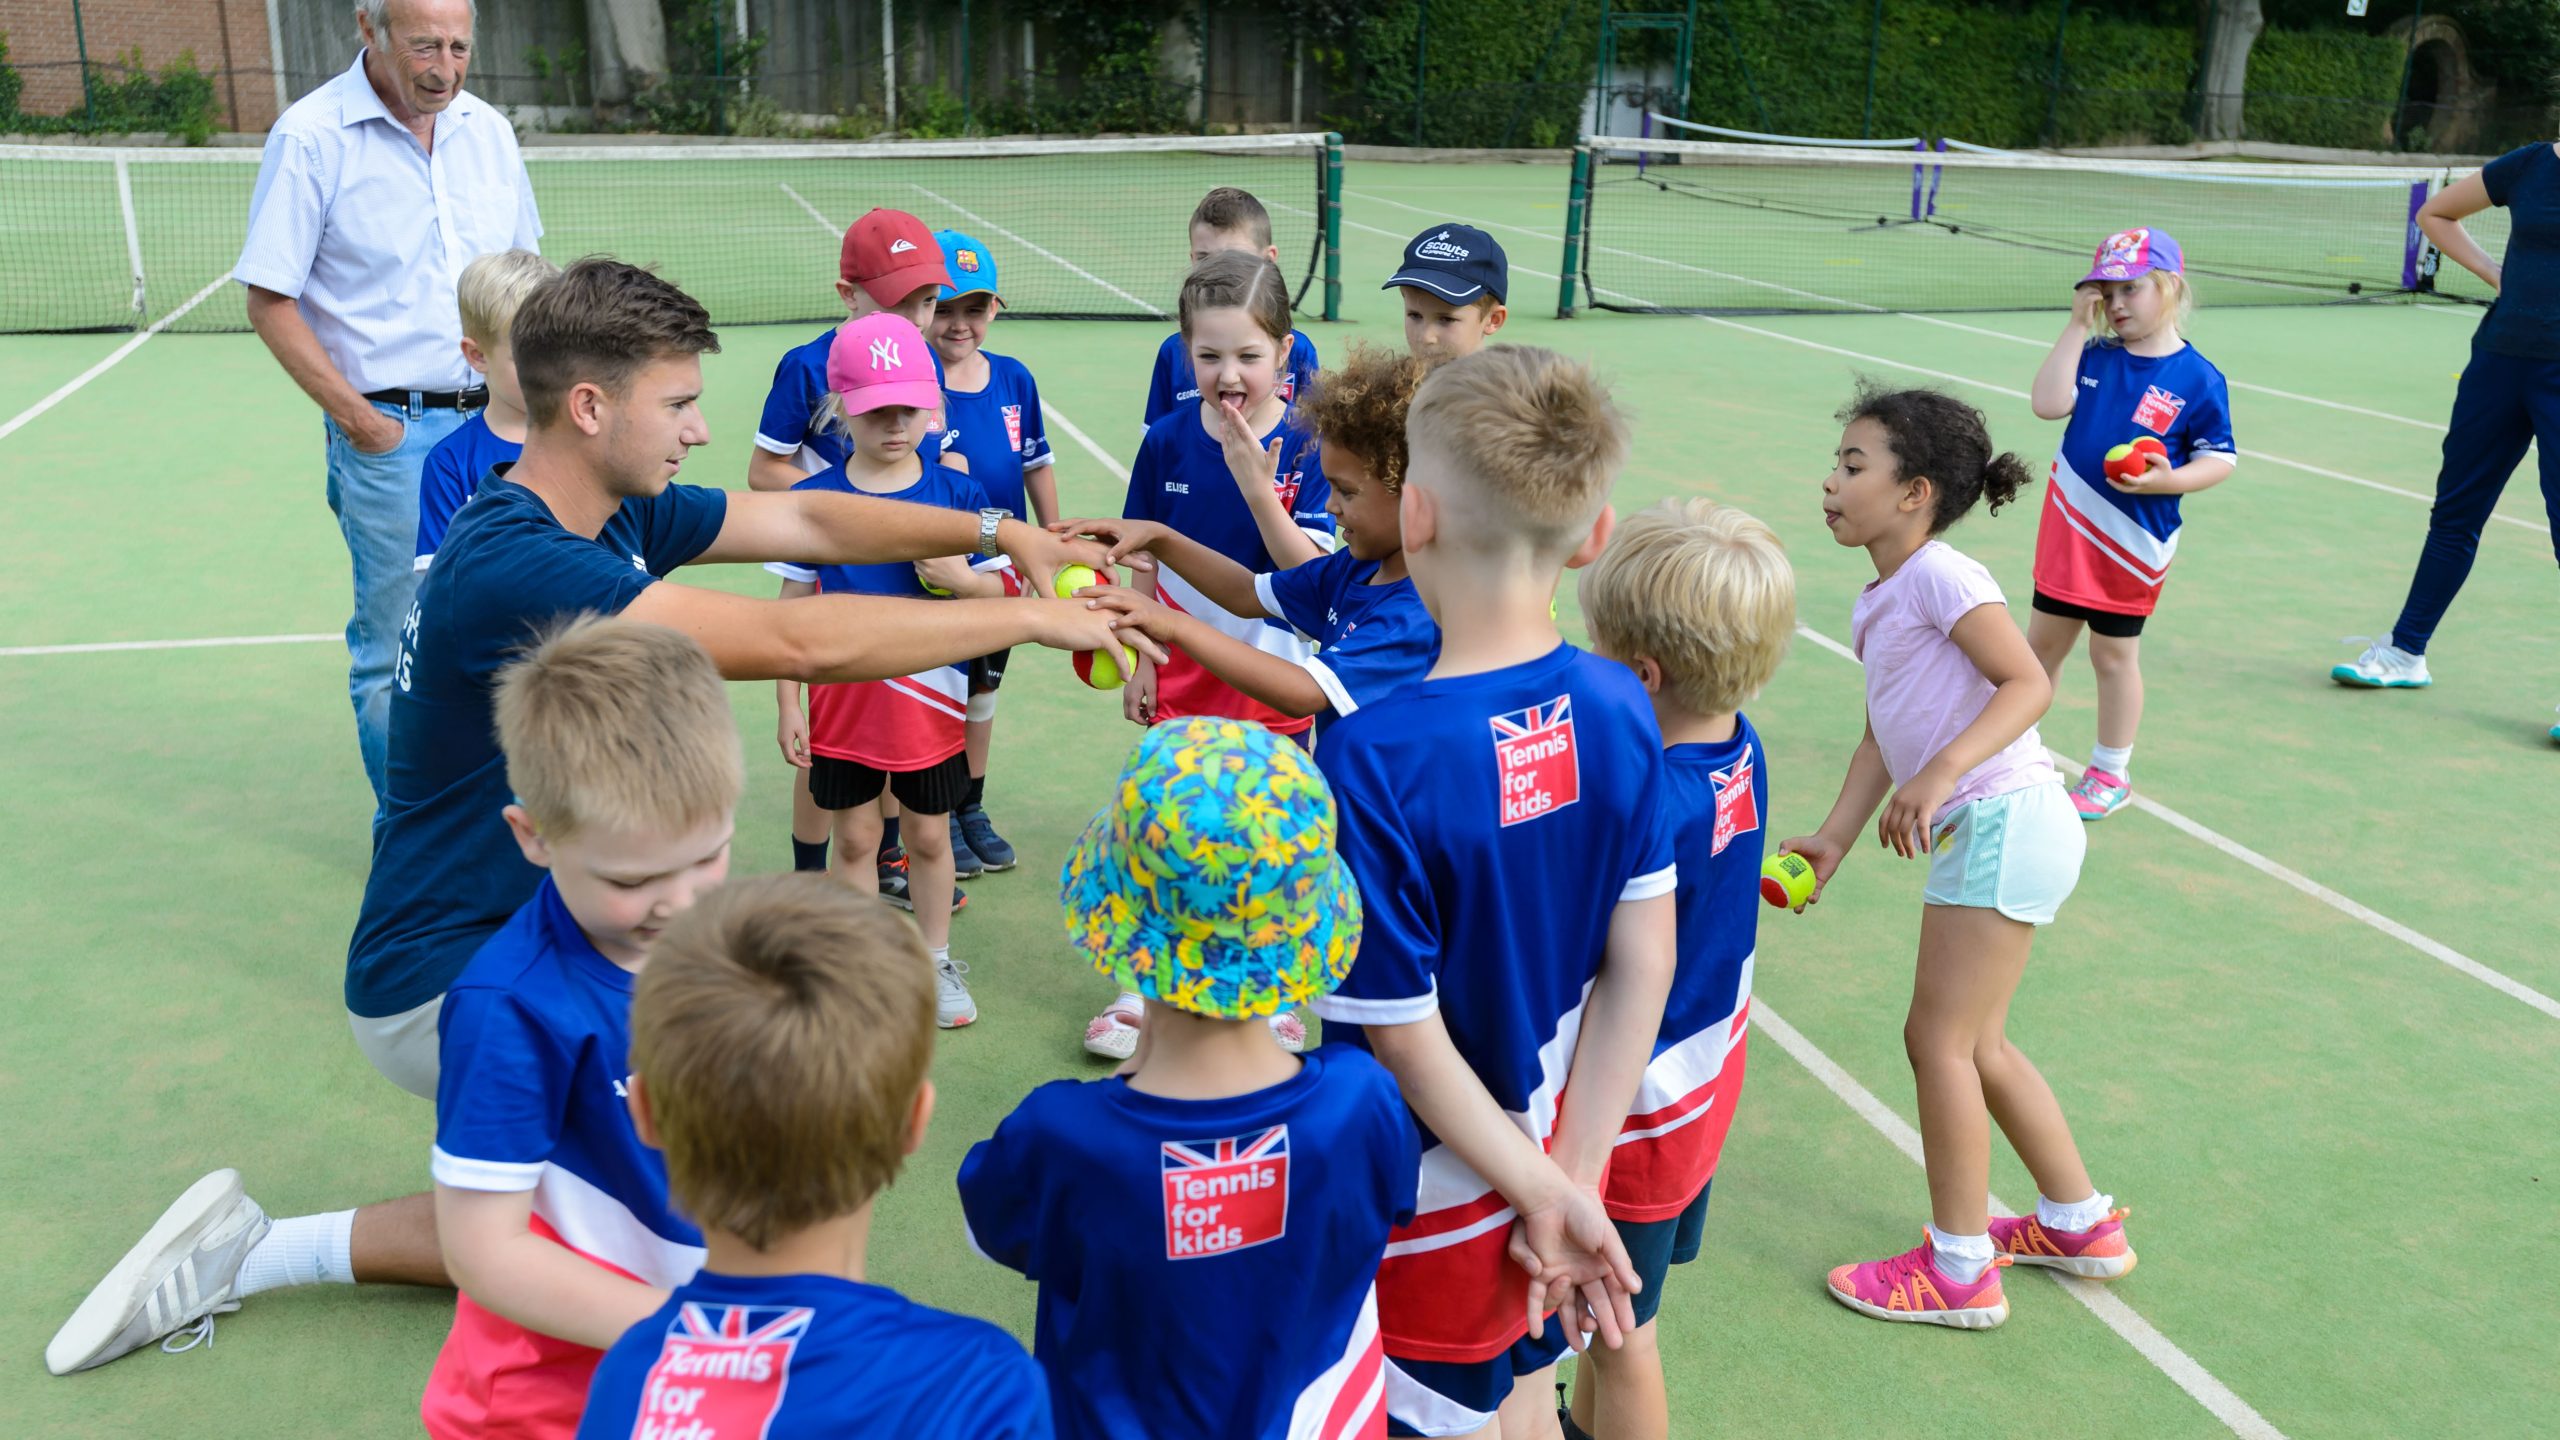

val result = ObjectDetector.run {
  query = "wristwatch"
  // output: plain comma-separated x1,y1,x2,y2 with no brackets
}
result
977,507,1005,558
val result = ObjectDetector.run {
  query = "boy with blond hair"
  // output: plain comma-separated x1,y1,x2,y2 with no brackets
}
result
422,615,743,1440
1564,499,1796,1440
1309,348,1678,1439
1381,224,1508,364
579,874,1052,1438
1142,186,1320,428
959,719,1413,1439
415,247,559,569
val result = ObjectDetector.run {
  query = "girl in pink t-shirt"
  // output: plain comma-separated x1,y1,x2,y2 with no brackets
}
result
1778,385,2133,1332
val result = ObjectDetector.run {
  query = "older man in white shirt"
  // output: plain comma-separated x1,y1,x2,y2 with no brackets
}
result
237,0,542,814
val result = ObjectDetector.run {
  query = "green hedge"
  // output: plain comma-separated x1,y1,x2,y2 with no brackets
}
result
2244,28,2405,149
0,38,219,143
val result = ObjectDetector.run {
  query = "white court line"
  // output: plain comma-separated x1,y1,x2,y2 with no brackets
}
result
1750,1004,2289,1440
1030,385,2299,1437
1343,189,2549,530
907,184,1167,320
0,631,337,658
0,272,233,446
1791,621,2559,1021
776,181,838,236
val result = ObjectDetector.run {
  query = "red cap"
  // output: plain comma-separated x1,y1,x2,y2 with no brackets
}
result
840,208,954,308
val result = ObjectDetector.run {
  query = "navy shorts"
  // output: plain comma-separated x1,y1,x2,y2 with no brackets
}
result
1615,1180,1711,1329
1387,1328,1571,1437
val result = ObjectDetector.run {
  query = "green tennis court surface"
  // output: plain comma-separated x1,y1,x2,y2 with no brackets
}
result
5,156,2554,1439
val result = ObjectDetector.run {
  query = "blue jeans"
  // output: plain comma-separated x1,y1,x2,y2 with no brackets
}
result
325,397,464,813
2391,342,2560,655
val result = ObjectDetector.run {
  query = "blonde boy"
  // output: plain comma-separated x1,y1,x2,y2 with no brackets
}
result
415,247,559,568
1565,500,1795,1440
1308,348,1677,1438
422,616,742,1440
577,876,1052,1439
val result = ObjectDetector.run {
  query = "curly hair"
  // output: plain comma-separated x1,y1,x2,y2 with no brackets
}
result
1297,344,1427,494
1835,381,2033,533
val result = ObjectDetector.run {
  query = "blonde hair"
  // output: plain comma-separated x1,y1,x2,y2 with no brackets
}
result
1581,498,1796,717
456,248,560,349
1406,345,1629,556
492,615,743,842
2092,269,2193,348
630,876,934,1251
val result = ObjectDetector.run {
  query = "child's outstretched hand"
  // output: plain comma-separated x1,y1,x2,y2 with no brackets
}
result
1773,834,1844,911
1049,516,1169,572
1122,655,1159,727
911,553,985,597
1874,768,1955,860
1216,398,1285,507
1079,584,1178,642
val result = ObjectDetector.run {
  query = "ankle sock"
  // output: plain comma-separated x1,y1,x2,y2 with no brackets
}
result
2090,743,2132,779
791,837,829,873
2036,1190,2115,1233
1557,1406,1599,1440
964,774,987,810
1926,1224,1995,1284
929,944,952,968
877,816,901,859
238,1210,356,1297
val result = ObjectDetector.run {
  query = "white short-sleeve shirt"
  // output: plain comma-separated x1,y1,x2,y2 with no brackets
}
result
236,51,543,395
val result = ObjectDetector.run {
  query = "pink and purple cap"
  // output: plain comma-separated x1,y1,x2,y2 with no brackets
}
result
825,313,943,416
2080,227,2183,287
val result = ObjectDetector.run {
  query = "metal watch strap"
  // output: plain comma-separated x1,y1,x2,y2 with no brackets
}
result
977,507,1004,557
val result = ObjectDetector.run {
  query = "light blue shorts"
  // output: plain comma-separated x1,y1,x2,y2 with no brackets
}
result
1923,782,2085,925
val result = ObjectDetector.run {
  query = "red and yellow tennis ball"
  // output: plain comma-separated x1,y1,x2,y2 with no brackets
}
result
2102,436,2167,483
1055,563,1138,691
1761,851,1817,909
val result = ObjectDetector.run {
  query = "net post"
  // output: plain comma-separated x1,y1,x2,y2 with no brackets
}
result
1559,146,1591,318
1323,134,1344,323
115,155,146,326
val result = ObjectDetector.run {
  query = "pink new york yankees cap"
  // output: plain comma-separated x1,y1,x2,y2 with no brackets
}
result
826,313,943,416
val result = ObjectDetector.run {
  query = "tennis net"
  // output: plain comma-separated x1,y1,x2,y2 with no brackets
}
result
0,132,1343,335
1560,132,2498,316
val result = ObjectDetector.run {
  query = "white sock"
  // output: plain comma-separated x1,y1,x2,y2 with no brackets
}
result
2036,1190,2115,1233
929,945,951,965
237,1210,356,1296
1926,1224,1995,1284
2090,743,2132,778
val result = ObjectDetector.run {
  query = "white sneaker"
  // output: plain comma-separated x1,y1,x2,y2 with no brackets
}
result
47,1169,271,1375
935,956,978,1029
1082,1002,1142,1060
2331,640,2430,689
1268,1010,1308,1053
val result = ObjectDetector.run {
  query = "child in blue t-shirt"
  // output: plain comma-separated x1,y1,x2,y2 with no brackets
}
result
415,248,558,570
768,314,1007,1032
1141,186,1319,431
924,228,1056,879
579,874,1053,1440
1566,498,1797,1440
750,208,956,892
958,719,1414,1440
1071,343,1439,1061
422,617,742,1440
1308,348,1678,1438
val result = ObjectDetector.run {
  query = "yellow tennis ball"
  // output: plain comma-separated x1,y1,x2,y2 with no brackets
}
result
1053,563,1100,598
1081,642,1139,690
1760,851,1816,909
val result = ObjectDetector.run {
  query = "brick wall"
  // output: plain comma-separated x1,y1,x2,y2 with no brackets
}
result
2,0,281,130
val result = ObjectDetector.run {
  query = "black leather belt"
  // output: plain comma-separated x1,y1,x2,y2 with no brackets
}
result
364,387,489,410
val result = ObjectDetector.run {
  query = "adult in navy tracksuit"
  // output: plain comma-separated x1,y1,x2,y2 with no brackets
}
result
2333,140,2560,737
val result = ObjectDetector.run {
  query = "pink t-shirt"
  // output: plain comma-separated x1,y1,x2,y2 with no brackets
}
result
1850,540,2055,821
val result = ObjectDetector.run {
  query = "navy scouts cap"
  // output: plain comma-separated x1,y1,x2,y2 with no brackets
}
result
1382,223,1509,305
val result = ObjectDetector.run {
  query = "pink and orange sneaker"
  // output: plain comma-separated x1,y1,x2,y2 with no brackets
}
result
1990,1207,2138,1280
1826,1235,2010,1329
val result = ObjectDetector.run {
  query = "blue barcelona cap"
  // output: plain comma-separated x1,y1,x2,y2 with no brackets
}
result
1383,223,1508,305
934,229,998,301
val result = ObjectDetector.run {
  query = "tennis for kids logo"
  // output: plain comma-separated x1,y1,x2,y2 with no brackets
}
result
1001,403,1023,452
1491,695,1579,826
628,1302,810,1439
2131,384,2185,434
1161,1126,1290,1260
